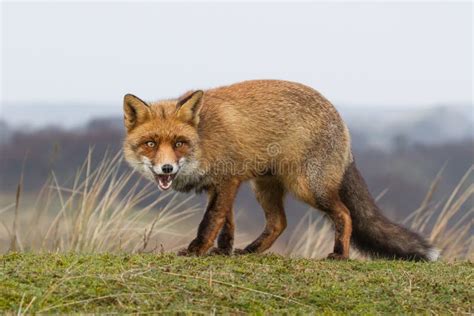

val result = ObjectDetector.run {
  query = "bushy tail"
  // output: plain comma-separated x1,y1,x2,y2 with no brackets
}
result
340,161,439,261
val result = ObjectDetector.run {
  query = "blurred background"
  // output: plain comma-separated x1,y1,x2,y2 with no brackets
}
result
0,2,472,254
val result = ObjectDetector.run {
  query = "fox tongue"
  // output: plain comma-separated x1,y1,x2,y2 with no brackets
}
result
155,174,173,190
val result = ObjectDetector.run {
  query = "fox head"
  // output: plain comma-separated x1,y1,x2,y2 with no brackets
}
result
122,90,204,191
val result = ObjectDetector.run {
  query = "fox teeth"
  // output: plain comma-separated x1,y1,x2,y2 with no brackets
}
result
154,174,175,191
158,178,172,190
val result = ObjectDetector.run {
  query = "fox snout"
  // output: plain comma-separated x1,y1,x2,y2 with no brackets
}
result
150,162,179,175
142,157,180,191
160,164,175,174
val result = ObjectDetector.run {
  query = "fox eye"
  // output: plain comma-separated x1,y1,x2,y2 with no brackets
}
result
175,141,183,148
146,141,156,148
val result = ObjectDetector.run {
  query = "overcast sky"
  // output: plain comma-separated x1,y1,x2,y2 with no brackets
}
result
1,2,473,109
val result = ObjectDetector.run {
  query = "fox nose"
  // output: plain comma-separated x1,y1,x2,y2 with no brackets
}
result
161,164,174,174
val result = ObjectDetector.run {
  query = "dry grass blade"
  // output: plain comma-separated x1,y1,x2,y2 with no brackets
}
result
38,292,164,313
1,150,200,254
405,164,446,228
9,154,28,252
147,267,312,308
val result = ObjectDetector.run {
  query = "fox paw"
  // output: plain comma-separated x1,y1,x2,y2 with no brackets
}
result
177,248,193,256
233,248,251,255
326,253,349,260
209,247,233,256
177,248,203,257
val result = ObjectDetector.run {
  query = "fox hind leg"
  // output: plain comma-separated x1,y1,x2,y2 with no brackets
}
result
318,198,352,260
301,162,353,259
235,177,287,254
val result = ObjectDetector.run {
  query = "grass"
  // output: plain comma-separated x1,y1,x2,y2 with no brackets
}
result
0,151,472,313
0,253,472,314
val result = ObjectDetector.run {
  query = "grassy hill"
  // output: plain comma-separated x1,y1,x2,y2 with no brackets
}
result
0,253,471,314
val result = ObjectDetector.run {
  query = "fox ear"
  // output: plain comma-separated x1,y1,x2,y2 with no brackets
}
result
176,90,204,126
123,94,150,131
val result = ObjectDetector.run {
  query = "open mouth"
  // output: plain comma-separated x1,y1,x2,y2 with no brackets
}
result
152,172,176,191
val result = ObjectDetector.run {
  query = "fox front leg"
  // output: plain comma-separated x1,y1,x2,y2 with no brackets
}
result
178,179,240,256
209,210,235,255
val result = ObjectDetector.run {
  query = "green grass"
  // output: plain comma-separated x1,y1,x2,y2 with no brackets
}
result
0,253,472,314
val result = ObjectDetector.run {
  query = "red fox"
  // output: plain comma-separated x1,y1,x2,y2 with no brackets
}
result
123,80,439,261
